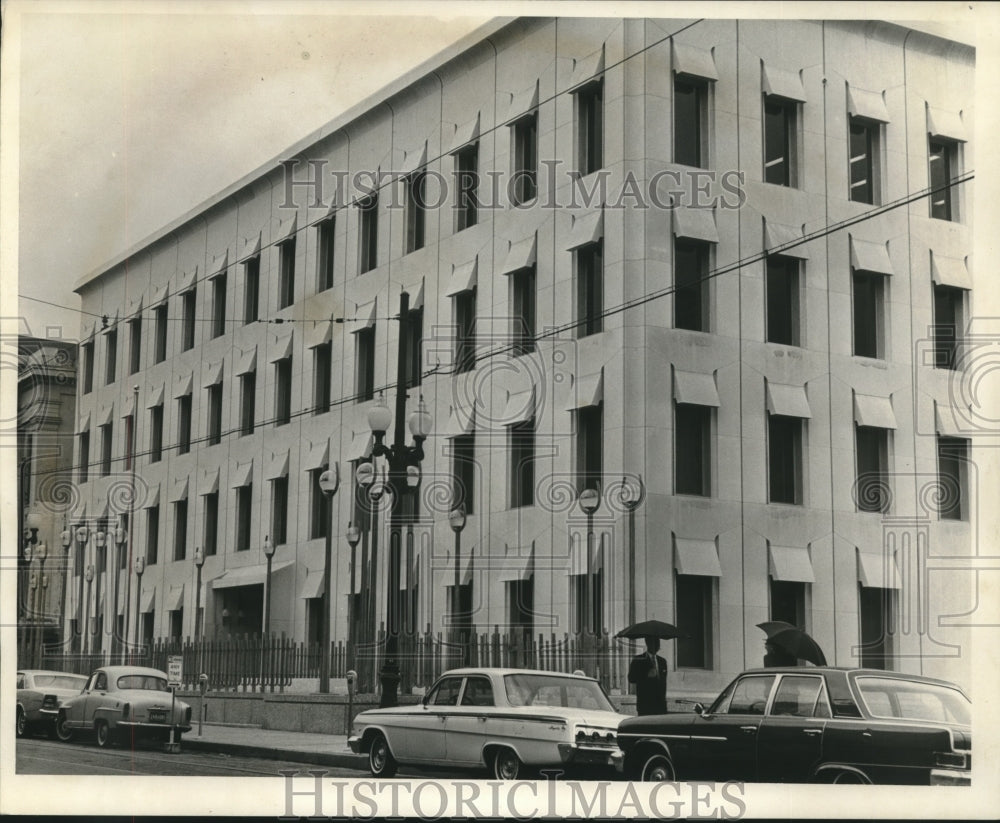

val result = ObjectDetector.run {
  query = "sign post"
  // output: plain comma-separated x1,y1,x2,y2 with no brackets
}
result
166,655,183,753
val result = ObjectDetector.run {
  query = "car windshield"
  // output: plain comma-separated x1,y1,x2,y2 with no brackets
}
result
856,677,971,725
33,674,87,690
117,674,169,691
504,673,614,711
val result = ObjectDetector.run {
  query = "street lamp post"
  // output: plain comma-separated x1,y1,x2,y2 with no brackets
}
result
346,523,361,668
83,564,95,656
94,529,106,659
74,525,89,654
448,505,467,665
133,556,145,663
194,546,205,672
366,471,385,692
617,476,646,630
23,511,43,665
318,464,341,694
33,543,49,667
261,535,275,693
60,523,71,656
27,566,37,665
578,488,601,637
112,524,127,661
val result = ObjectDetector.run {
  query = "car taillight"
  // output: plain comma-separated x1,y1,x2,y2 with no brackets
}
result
122,703,130,720
935,751,968,769
42,695,57,709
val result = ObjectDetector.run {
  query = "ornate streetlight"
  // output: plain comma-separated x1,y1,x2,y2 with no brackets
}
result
23,510,43,664
112,523,127,661
93,528,106,658
60,522,72,654
448,505,467,666
318,463,340,694
74,525,89,653
133,556,145,662
193,545,205,666
346,522,361,668
33,542,49,666
578,487,601,637
262,535,275,637
83,563,95,656
617,476,646,629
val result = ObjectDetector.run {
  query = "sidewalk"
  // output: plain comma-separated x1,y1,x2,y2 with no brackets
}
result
182,723,367,770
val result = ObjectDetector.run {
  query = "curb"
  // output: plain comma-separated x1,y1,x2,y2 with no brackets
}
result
183,738,367,770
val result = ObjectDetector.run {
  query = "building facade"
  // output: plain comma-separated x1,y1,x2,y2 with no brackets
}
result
70,17,976,696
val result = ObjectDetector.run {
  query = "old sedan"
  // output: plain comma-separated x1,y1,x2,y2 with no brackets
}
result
616,667,971,785
55,665,192,748
349,668,628,779
16,670,88,738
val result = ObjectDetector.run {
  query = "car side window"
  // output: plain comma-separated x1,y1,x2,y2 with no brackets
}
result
460,677,495,707
770,676,824,717
725,675,776,715
86,673,99,692
431,677,463,706
95,673,108,691
17,674,25,689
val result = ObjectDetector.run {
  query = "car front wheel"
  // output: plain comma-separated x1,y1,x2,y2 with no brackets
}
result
368,732,397,778
641,753,675,782
95,720,113,748
492,747,523,781
16,707,27,738
55,713,74,742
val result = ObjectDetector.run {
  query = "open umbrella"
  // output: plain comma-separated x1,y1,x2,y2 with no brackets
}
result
616,619,688,640
756,621,827,666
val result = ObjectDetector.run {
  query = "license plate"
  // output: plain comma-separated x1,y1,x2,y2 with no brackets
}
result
148,710,166,723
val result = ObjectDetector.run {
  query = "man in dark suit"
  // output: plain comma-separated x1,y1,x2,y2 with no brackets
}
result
628,636,668,715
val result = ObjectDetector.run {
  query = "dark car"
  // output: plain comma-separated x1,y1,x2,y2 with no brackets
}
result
615,667,970,785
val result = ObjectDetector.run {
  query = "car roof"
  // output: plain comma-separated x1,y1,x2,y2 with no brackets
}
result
18,669,87,677
438,667,597,681
94,665,168,679
739,667,966,689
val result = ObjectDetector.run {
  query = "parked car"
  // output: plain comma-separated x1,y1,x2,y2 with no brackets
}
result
55,665,192,748
16,670,88,738
616,667,971,785
349,668,628,779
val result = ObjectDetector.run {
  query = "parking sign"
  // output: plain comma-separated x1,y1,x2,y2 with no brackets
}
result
167,655,183,688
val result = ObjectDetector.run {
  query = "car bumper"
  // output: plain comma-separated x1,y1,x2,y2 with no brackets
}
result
118,721,192,734
38,709,59,723
610,750,625,773
348,735,363,754
929,768,971,786
557,743,618,766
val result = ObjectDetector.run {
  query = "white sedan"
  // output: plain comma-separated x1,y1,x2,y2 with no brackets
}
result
349,668,628,779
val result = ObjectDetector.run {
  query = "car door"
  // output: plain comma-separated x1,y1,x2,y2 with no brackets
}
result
680,674,776,781
756,674,829,782
400,676,463,764
66,672,100,728
84,671,111,725
446,675,495,766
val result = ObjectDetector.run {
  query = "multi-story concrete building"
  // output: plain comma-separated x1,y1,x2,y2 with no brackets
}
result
69,17,976,696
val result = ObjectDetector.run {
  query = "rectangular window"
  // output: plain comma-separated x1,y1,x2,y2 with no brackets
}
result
509,417,535,508
153,305,168,363
177,394,192,455
933,284,963,370
104,329,117,385
181,289,196,351
849,118,879,205
769,579,807,628
211,273,227,338
928,139,958,221
766,256,800,345
99,422,113,476
570,571,603,635
937,436,969,521
128,317,142,374
78,431,90,484
274,357,292,426
768,415,803,504
859,585,895,669
235,484,252,552
674,239,709,332
404,173,426,254
674,79,706,168
576,405,603,494
173,498,187,561
271,476,288,545
856,425,890,513
243,256,260,324
452,433,475,515
310,468,329,540
81,340,95,394
512,114,538,205
576,242,603,337
454,289,477,374
577,81,603,176
310,342,331,415
454,144,479,232
359,194,378,274
169,609,184,640
763,98,796,186
206,383,223,446
278,238,296,309
317,218,335,291
355,327,375,402
124,414,135,470
676,573,713,668
402,307,423,389
507,577,534,638
852,271,885,359
149,404,163,463
675,403,711,496
240,371,256,436
146,505,159,565
203,491,219,556
511,266,536,356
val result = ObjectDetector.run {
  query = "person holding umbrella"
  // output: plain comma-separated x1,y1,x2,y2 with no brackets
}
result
617,619,686,716
756,621,828,667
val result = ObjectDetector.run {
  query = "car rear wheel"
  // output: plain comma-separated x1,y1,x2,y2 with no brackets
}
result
55,713,74,743
95,720,113,748
16,707,26,738
641,753,676,782
368,732,397,778
492,748,524,781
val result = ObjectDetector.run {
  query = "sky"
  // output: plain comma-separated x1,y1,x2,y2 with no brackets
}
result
5,1,984,342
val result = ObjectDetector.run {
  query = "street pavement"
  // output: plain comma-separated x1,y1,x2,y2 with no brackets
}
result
182,722,367,769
